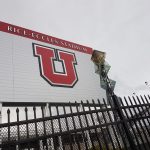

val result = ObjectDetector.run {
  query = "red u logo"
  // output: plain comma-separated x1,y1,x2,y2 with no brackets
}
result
33,43,78,87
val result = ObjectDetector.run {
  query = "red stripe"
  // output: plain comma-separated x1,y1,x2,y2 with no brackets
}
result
0,21,93,54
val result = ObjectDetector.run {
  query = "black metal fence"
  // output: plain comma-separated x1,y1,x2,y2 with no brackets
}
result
0,95,150,150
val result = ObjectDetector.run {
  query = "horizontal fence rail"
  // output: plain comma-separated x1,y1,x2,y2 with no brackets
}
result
0,95,150,150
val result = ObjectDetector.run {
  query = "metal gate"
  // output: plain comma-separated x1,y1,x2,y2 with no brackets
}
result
0,95,150,150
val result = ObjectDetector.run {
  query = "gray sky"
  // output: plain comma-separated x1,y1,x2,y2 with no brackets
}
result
0,0,150,96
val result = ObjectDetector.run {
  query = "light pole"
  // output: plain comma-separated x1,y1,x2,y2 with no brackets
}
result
91,50,136,150
91,50,116,102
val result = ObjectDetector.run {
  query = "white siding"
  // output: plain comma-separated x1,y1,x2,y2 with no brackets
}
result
0,32,106,103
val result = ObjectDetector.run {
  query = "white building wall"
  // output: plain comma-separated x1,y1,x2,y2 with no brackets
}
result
0,22,106,103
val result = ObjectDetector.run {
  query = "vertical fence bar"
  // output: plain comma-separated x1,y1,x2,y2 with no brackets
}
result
16,108,21,150
128,96,149,150
62,104,74,150
7,109,11,150
119,98,141,150
144,95,150,127
25,107,29,138
33,106,38,137
98,99,116,150
124,97,147,150
69,102,82,150
103,99,122,150
84,100,104,150
33,106,38,138
75,101,89,150
111,95,137,150
0,103,2,146
148,95,150,103
124,96,146,149
139,96,150,126
41,106,48,150
92,100,111,150
143,95,150,123
33,106,39,150
107,97,129,150
130,96,149,139
25,107,30,150
56,105,65,150
49,105,56,150
7,109,10,142
45,103,51,149
76,101,96,150
81,100,98,149
139,96,150,125
134,96,150,148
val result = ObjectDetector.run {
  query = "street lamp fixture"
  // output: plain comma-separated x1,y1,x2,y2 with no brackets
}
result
91,50,106,65
91,50,114,96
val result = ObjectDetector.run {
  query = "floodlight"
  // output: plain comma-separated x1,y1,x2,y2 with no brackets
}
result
91,49,113,93
91,50,106,65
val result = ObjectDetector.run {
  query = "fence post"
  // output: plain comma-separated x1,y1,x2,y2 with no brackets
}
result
45,103,50,117
0,102,2,145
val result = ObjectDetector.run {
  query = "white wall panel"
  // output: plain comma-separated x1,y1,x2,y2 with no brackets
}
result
0,29,106,103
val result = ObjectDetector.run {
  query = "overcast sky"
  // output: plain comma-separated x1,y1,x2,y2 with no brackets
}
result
0,0,150,96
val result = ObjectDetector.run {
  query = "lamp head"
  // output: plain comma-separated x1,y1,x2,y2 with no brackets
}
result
91,50,106,65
